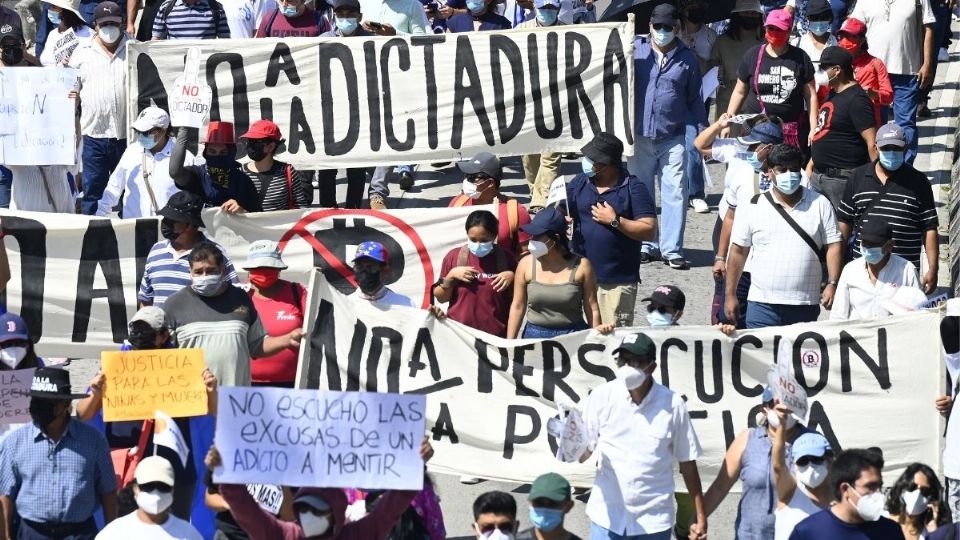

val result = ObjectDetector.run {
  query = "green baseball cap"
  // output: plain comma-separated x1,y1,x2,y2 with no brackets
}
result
612,333,656,359
528,473,571,502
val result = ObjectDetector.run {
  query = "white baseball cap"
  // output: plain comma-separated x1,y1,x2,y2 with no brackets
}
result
135,456,175,487
131,106,171,133
129,306,166,330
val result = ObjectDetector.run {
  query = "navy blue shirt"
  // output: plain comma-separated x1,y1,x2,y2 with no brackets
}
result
788,509,905,540
634,37,707,140
567,170,656,284
447,10,511,32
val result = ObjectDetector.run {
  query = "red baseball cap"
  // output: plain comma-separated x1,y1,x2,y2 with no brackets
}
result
240,119,283,141
764,9,792,31
839,17,867,37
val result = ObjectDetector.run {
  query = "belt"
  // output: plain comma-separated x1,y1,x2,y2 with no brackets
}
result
815,166,857,178
22,518,94,538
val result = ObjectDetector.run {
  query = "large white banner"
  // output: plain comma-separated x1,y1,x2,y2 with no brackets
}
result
298,274,942,488
128,23,635,168
0,207,473,357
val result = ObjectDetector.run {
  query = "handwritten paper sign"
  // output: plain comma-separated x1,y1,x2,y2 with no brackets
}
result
767,339,809,421
214,387,426,490
0,368,34,424
0,67,78,165
546,177,567,209
101,348,208,422
170,47,213,128
51,28,80,65
548,405,589,463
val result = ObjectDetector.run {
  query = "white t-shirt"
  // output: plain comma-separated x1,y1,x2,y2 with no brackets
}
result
775,483,824,540
40,26,93,66
220,0,276,38
792,32,837,65
712,139,762,219
850,0,936,75
829,255,921,320
944,351,960,479
350,287,416,308
584,381,702,536
96,511,203,540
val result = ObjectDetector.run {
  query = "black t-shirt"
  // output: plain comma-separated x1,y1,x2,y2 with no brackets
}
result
516,528,583,540
737,44,815,120
811,85,876,169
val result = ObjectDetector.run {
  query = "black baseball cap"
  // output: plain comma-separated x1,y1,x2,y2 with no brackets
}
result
642,284,686,310
94,1,123,24
159,191,205,228
457,152,502,180
520,207,566,236
819,46,853,70
0,23,23,45
332,0,360,9
580,132,624,166
859,220,893,245
650,3,679,25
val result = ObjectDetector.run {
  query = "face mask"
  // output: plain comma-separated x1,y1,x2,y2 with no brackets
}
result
581,156,595,177
536,8,558,25
191,274,223,296
766,410,798,430
878,150,904,171
204,154,235,169
796,462,829,488
646,310,674,327
839,36,859,55
462,179,482,200
528,507,564,532
744,151,763,172
775,171,802,195
336,16,359,34
851,489,885,522
738,15,761,30
299,512,331,537
281,4,299,16
466,0,485,14
528,240,550,259
901,489,929,516
29,400,61,427
48,10,61,25
809,21,831,36
249,268,281,289
99,25,121,43
480,530,514,540
246,143,270,162
617,365,647,390
160,219,181,241
0,346,27,369
136,489,174,515
468,241,494,258
355,268,383,294
765,29,789,47
127,330,158,350
814,69,830,87
138,133,157,150
653,28,675,47
1,46,24,66
861,245,885,265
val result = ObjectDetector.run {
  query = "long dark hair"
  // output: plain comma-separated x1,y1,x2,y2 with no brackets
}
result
885,462,952,526
0,342,41,370
546,231,575,261
60,9,89,31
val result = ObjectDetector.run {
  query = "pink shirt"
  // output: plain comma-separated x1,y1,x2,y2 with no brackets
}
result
255,7,328,37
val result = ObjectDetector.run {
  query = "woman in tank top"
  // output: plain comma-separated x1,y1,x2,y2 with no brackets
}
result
506,207,612,339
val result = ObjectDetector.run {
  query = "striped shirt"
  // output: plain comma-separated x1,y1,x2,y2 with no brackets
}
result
138,234,239,307
153,0,231,39
0,420,116,523
68,37,128,139
9,165,78,213
243,161,311,211
836,161,938,269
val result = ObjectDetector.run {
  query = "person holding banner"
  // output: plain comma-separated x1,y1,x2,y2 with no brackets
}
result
936,314,960,529
885,463,952,540
151,0,231,39
319,0,372,39
434,210,517,338
350,241,417,308
0,312,44,445
445,0,510,31
359,0,426,35
240,120,312,212
170,122,262,214
772,424,835,539
254,0,329,36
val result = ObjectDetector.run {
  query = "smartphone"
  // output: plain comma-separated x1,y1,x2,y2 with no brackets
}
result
426,2,439,12
367,21,384,30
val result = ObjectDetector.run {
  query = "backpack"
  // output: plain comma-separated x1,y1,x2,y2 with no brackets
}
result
160,0,223,37
450,196,521,255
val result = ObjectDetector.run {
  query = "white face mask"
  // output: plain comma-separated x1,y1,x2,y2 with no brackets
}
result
617,365,647,390
0,346,27,369
796,462,828,488
901,489,929,516
98,25,121,43
462,179,482,200
527,240,551,259
478,529,514,540
191,274,223,296
766,410,797,430
850,488,885,522
136,489,173,515
299,512,331,537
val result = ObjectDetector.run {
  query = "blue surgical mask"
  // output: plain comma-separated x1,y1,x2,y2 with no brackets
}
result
775,170,802,194
646,310,674,327
48,9,61,25
467,240,494,258
466,0,485,13
653,28,674,47
808,21,831,36
744,151,763,172
861,245,885,265
336,16,358,34
581,156,595,177
528,507,564,532
536,8,558,25
191,274,223,296
138,133,157,150
281,4,299,16
878,150,904,171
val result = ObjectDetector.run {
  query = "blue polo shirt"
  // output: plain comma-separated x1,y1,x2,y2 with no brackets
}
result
567,170,656,285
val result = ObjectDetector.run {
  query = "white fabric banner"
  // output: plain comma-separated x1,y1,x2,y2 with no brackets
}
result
0,207,472,357
297,274,942,488
127,23,636,168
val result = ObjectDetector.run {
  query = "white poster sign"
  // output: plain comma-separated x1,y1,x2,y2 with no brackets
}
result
50,28,80,66
214,386,426,490
169,47,213,129
0,67,78,165
0,368,34,424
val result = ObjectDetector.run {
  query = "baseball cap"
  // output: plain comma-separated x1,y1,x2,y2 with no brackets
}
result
764,9,792,31
731,0,761,14
136,456,175,487
158,190,205,228
0,312,29,342
650,3,678,25
353,241,388,263
94,1,123,24
642,285,686,311
534,0,559,8
818,46,853,70
241,119,283,141
793,432,831,459
131,106,171,133
876,122,907,148
243,240,288,270
858,220,893,245
528,473,571,502
737,121,784,146
520,207,566,237
293,493,331,511
839,17,867,37
761,386,775,402
332,0,360,9
806,0,832,18
580,132,624,166
612,333,656,359
881,286,929,315
129,306,166,331
0,24,24,45
457,152,502,180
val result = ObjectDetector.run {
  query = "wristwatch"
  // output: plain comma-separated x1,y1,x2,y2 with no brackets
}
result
610,216,620,229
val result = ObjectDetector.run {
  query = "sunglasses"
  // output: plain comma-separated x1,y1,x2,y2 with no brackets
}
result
139,482,173,493
652,23,673,31
795,455,827,467
906,484,936,498
476,522,515,534
466,173,492,184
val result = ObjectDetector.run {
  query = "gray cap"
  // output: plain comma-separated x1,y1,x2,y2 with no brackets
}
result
457,152,502,179
876,123,907,148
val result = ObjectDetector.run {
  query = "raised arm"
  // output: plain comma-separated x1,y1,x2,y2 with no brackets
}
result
170,128,200,190
772,404,797,506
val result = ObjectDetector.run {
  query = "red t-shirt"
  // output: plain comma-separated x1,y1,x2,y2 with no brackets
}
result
255,7,327,38
438,245,517,337
248,280,307,383
446,195,531,255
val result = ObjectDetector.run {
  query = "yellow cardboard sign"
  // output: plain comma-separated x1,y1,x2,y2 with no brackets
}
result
101,348,207,421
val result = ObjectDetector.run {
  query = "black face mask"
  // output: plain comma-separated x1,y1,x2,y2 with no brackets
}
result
128,329,158,350
246,143,270,162
355,269,383,294
1,46,23,66
30,400,62,427
203,151,237,170
160,218,180,241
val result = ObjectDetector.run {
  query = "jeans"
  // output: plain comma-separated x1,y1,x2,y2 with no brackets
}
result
888,74,920,164
316,168,368,208
80,136,127,215
522,152,561,208
369,166,390,198
590,523,672,540
629,133,687,260
809,171,849,210
522,321,588,339
596,282,638,327
685,124,705,199
0,166,11,208
746,301,820,329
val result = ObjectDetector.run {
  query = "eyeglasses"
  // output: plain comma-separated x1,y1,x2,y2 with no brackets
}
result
466,173,492,184
795,455,827,467
652,23,673,31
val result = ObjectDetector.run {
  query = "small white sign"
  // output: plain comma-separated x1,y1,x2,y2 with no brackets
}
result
170,47,213,129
